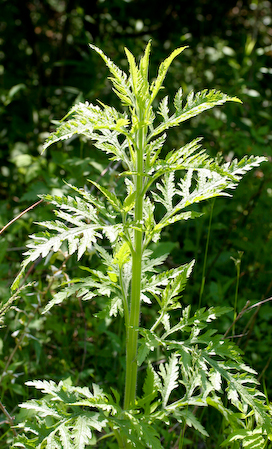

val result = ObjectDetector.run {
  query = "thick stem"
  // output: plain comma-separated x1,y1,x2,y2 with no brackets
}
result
124,118,145,412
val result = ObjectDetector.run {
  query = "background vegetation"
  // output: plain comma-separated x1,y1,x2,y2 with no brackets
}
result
1,0,272,447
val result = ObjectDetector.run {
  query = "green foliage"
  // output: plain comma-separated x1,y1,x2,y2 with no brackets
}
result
9,43,271,448
0,284,30,328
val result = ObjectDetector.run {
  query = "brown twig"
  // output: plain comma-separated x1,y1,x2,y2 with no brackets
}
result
0,399,17,436
0,199,43,235
242,296,272,312
258,356,271,382
224,300,251,338
224,297,272,339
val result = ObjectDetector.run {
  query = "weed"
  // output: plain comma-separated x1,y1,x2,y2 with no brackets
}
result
10,43,271,448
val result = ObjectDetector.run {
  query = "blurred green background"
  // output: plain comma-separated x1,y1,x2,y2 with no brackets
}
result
0,0,272,446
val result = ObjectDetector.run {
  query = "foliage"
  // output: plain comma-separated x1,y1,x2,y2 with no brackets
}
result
1,2,272,448
9,43,271,448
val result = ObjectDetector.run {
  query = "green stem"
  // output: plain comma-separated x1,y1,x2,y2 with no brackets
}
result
232,251,243,338
150,310,164,333
198,198,214,308
120,266,130,330
124,118,145,412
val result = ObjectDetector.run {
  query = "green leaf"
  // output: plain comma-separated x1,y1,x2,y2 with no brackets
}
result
73,415,95,449
89,180,122,211
221,428,266,449
154,211,203,234
59,423,73,449
124,47,148,105
152,171,176,212
15,380,110,448
173,87,183,113
12,222,102,290
114,413,164,449
123,190,136,212
142,261,194,307
138,329,165,366
173,409,209,437
158,96,169,121
150,89,241,139
19,400,61,419
90,44,133,107
139,40,152,84
202,354,272,432
162,305,232,339
113,241,131,268
146,133,167,168
158,354,179,407
42,269,119,313
0,283,32,327
44,101,129,153
149,46,187,105
143,363,157,398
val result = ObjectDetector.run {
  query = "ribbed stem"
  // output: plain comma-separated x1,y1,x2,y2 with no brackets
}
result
124,116,145,413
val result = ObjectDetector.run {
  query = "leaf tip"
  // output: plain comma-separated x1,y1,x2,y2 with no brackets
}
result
228,96,243,104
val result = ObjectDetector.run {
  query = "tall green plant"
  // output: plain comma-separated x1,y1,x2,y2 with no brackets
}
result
11,43,271,448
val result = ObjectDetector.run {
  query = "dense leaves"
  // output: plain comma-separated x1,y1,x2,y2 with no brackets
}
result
1,2,272,448
8,43,271,448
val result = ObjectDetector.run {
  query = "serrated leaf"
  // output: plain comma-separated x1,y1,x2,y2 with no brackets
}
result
44,101,129,152
115,413,164,449
158,96,169,120
11,190,110,290
142,261,194,307
19,400,61,419
124,48,140,95
58,424,72,449
123,190,136,212
72,416,94,449
143,363,157,398
138,329,165,366
221,428,265,449
150,89,241,139
173,87,183,113
153,171,176,212
89,180,122,211
146,133,167,167
149,46,187,105
90,44,133,107
209,370,222,392
43,269,119,314
137,364,158,415
163,305,232,339
154,211,203,233
202,353,272,431
174,409,209,437
159,354,179,407
137,421,164,449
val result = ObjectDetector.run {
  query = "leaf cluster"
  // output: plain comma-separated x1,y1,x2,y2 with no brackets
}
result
13,306,272,448
10,43,271,448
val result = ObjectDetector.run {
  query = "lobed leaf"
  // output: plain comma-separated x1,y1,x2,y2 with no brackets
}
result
149,46,187,105
149,89,241,139
159,354,180,407
173,409,209,437
45,102,127,147
90,44,133,106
